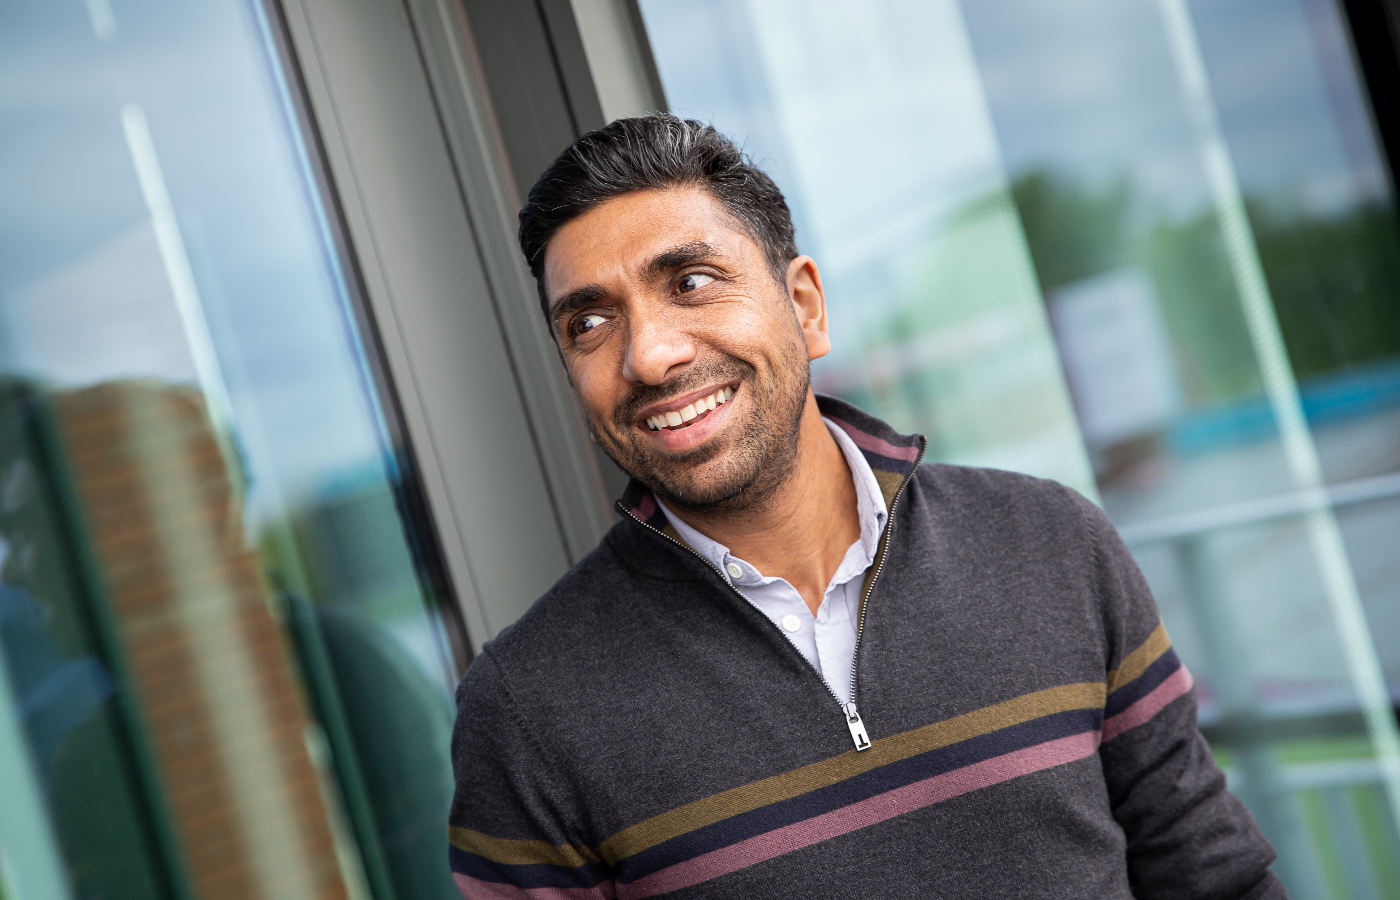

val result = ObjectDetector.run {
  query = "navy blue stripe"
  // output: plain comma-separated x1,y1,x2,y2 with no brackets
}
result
860,450,917,476
1106,648,1181,717
449,845,612,889
616,706,1102,883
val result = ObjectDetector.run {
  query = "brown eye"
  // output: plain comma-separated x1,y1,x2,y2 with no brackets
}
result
572,313,606,336
678,273,715,293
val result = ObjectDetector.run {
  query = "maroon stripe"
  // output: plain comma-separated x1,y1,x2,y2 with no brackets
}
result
617,731,1100,898
827,417,921,462
1102,666,1193,741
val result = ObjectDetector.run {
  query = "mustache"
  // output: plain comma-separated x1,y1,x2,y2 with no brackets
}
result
613,360,753,425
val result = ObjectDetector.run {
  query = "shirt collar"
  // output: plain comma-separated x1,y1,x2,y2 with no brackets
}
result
656,416,888,585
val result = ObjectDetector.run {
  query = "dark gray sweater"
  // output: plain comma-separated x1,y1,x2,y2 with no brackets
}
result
449,397,1287,899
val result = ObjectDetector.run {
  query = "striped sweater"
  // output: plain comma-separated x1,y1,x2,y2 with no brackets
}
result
449,396,1286,899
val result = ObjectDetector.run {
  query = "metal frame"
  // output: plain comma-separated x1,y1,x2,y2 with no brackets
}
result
402,0,626,555
564,0,669,124
449,0,666,201
1340,0,1400,195
273,0,660,652
416,0,668,515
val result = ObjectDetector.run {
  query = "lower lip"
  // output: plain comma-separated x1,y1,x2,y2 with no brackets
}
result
642,393,736,451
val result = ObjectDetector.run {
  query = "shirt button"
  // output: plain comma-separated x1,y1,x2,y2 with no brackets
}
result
781,614,802,633
725,562,743,579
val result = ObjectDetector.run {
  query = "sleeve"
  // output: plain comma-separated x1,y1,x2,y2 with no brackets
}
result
1073,491,1291,900
448,649,613,900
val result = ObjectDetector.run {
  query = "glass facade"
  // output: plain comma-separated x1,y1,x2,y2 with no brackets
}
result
640,0,1400,895
0,2,461,899
5,0,1400,896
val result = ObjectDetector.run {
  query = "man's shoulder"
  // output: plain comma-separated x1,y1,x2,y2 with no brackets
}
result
909,459,1097,521
899,460,1117,569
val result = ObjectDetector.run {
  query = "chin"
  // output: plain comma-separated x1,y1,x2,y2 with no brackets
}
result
649,453,792,513
653,479,748,510
639,461,746,508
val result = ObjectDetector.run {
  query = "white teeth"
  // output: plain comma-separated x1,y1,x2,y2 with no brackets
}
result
647,387,735,431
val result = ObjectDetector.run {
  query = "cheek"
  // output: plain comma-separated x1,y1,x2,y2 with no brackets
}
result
700,302,779,345
570,363,621,419
729,305,804,360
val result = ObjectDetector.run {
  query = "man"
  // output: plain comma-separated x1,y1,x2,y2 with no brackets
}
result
448,115,1286,899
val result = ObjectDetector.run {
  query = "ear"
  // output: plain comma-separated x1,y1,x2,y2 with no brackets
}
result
786,256,830,361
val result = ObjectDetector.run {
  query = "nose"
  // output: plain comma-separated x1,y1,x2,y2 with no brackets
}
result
620,304,696,385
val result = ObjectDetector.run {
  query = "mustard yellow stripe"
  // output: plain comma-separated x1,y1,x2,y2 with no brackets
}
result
1107,622,1170,694
872,469,906,509
597,681,1105,864
449,826,600,868
857,468,907,621
856,526,891,628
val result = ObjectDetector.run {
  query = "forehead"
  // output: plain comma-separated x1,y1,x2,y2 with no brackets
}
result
543,186,759,298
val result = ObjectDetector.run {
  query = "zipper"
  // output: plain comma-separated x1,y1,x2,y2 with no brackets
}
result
618,436,925,753
842,436,926,748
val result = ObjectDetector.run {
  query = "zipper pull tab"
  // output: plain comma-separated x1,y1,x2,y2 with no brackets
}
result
843,702,871,751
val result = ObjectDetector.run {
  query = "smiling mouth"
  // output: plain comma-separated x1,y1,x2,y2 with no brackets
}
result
644,386,735,431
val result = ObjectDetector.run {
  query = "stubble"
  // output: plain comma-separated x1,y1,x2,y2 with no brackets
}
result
589,331,811,514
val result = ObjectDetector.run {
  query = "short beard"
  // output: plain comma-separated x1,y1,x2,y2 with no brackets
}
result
589,341,811,516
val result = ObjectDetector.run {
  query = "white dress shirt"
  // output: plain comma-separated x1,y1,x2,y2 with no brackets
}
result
658,418,888,705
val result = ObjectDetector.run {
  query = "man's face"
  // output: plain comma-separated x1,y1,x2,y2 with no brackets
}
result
544,186,829,510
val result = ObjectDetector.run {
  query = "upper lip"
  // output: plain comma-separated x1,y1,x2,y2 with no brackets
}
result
633,383,737,424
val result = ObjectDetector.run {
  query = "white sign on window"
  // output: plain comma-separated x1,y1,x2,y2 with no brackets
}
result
1048,268,1182,448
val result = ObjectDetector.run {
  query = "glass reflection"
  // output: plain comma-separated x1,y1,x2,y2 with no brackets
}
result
0,1,458,898
640,0,1400,894
641,0,1096,497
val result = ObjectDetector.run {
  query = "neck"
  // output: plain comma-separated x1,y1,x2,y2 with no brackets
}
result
665,392,860,616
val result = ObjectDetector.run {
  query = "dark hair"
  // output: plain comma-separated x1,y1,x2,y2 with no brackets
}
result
518,115,799,320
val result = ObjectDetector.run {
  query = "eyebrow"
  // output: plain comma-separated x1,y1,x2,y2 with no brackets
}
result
547,240,727,330
641,240,724,282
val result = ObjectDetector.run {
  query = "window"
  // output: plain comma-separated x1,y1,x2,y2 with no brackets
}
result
640,0,1400,893
0,2,462,898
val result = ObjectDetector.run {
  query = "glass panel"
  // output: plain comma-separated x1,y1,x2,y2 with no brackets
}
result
0,2,460,899
640,0,1400,894
640,0,1096,497
0,627,73,900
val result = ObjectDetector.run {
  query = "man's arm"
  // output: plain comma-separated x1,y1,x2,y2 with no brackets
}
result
448,650,611,900
1074,491,1290,900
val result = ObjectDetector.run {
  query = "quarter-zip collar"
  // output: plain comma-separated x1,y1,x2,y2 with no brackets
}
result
616,395,924,528
614,394,928,751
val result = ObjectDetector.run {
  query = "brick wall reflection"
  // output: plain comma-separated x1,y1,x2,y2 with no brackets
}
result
55,380,352,900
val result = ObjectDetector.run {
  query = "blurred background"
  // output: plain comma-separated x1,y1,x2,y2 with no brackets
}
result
1,0,1399,897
